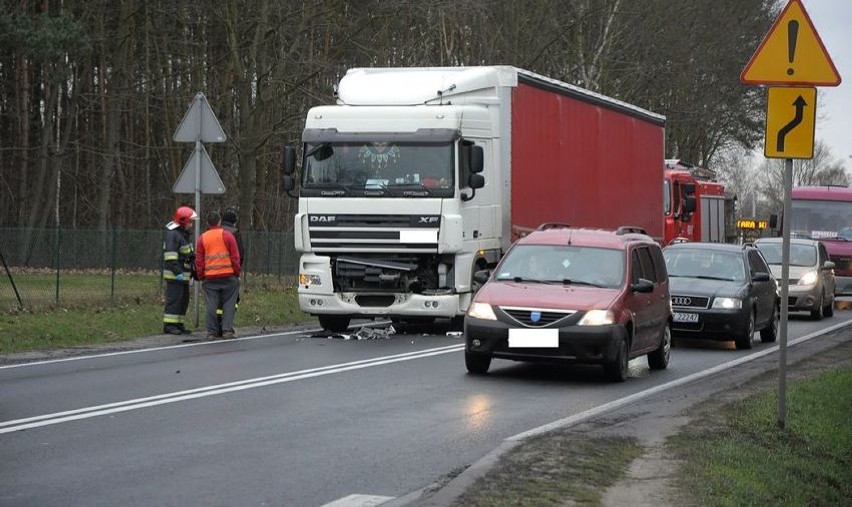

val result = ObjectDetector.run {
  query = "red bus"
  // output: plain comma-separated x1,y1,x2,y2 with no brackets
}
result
790,186,852,296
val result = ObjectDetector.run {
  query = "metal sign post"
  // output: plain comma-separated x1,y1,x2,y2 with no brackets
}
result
194,138,202,326
777,158,793,428
172,92,227,328
740,0,840,429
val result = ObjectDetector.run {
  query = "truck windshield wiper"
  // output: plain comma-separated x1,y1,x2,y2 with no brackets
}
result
307,182,356,195
387,182,433,196
389,182,427,188
693,275,735,281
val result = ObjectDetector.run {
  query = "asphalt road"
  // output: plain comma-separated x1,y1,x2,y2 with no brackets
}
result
2,310,851,507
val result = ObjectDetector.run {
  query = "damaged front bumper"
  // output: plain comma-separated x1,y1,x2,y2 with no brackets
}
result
299,292,464,318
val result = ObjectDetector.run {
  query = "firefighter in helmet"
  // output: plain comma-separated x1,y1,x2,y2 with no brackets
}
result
163,206,197,335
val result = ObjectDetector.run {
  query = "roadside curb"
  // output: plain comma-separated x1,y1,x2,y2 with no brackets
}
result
403,318,852,506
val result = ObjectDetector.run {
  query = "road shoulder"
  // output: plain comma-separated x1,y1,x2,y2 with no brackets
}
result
408,325,852,506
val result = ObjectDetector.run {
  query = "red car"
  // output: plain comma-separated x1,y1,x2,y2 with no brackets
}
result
464,225,672,382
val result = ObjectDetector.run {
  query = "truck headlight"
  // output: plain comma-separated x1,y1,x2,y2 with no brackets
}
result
299,273,322,286
467,302,497,321
578,309,615,326
797,271,818,286
711,297,742,309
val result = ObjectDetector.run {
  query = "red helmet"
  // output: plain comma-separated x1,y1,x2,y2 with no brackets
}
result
174,206,198,226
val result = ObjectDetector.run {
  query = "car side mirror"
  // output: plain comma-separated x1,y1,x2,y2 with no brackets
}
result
823,261,835,270
752,272,771,282
473,269,491,285
631,278,654,293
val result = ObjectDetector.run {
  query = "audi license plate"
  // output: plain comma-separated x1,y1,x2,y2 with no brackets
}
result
508,328,558,348
673,312,699,323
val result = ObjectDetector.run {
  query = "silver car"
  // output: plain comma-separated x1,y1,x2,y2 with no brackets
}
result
755,238,836,319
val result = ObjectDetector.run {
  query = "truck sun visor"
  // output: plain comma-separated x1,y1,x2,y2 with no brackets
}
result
302,128,459,144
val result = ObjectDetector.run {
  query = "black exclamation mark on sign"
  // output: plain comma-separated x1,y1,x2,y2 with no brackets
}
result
787,20,799,76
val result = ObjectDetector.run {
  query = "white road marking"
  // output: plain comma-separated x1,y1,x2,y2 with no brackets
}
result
508,317,852,441
321,494,395,507
0,344,464,435
0,321,395,370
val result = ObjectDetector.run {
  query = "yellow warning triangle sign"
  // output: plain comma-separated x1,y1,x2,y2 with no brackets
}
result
741,0,841,86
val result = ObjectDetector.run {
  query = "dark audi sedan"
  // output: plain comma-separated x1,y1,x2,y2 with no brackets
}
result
663,242,778,350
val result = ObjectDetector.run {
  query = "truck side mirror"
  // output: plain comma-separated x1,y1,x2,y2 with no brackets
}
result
282,146,297,198
462,174,485,202
683,195,696,214
769,214,778,229
283,146,296,175
470,146,484,174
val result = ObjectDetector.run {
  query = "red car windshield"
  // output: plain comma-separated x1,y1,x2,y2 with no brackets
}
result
495,244,624,288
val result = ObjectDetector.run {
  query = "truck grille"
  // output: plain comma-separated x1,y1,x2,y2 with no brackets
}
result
501,307,575,327
309,214,440,253
670,295,710,309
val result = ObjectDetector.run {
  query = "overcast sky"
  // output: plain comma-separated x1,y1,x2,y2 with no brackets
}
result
800,0,850,168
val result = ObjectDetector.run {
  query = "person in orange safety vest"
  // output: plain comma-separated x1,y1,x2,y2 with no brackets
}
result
195,211,241,340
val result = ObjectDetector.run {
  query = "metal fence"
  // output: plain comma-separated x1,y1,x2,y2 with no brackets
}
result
0,227,298,312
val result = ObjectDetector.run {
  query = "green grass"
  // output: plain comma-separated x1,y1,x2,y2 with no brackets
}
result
455,436,643,506
669,367,852,506
0,281,306,354
0,270,161,312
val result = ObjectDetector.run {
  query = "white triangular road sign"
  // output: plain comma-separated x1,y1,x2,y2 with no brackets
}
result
173,92,227,143
173,145,226,194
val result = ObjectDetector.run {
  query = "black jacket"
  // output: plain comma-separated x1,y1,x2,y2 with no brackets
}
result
163,224,194,282
222,221,245,268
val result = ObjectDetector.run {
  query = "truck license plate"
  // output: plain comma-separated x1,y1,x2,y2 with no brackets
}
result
673,312,699,323
508,328,558,348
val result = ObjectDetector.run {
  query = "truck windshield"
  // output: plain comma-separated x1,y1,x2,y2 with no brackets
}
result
301,141,454,197
790,199,852,241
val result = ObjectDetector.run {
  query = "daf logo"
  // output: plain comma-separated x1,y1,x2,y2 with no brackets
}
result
310,215,336,223
671,297,692,306
419,216,440,224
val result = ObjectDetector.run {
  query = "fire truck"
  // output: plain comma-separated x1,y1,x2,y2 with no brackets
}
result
663,159,734,245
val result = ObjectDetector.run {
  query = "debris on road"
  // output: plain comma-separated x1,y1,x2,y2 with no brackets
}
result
308,325,397,340
355,325,396,340
446,331,463,337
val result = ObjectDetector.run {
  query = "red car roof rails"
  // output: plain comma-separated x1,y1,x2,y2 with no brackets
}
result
536,222,572,231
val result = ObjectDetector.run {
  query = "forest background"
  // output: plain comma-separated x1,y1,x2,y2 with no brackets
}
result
1,0,849,236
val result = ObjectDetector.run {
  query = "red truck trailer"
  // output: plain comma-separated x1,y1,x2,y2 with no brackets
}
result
509,71,666,243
